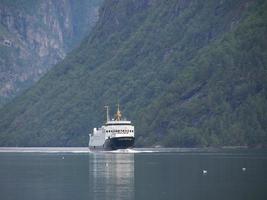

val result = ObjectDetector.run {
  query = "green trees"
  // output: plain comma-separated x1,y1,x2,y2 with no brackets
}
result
0,0,266,147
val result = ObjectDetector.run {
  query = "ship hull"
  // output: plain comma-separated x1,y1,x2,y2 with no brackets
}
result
89,137,134,151
105,137,135,150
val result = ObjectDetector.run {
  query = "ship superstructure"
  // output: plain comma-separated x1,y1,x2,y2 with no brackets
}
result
89,105,135,150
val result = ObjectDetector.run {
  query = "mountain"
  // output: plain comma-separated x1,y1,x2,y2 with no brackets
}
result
0,0,266,147
0,0,102,106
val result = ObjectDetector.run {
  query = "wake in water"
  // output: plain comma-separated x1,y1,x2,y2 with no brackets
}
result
88,148,155,154
1,147,257,155
109,148,154,154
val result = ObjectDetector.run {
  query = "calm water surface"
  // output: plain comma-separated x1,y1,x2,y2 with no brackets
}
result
0,148,267,200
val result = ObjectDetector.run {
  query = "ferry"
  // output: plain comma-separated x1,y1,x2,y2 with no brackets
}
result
89,105,135,150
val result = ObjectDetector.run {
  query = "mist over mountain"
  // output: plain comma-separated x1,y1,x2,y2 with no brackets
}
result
0,0,266,147
0,0,102,106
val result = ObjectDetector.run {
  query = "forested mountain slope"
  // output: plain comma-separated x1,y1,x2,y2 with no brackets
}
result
0,0,266,147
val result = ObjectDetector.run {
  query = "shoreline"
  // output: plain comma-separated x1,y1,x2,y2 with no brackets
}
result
0,146,266,154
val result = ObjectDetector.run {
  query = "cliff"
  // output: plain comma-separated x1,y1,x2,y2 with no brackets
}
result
0,0,102,106
0,0,266,147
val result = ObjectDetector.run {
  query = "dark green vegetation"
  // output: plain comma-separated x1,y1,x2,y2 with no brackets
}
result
0,0,266,147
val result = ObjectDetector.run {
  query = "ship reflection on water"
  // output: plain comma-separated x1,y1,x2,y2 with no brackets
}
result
0,149,266,200
89,153,134,200
88,149,267,200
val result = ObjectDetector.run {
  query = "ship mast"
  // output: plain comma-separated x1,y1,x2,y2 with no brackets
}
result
104,106,110,122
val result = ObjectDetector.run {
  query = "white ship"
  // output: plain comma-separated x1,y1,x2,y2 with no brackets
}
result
89,105,135,150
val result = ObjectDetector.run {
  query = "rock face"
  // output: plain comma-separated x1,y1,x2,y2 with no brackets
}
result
0,0,102,106
0,0,266,147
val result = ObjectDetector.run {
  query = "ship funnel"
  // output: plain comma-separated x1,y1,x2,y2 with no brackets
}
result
115,104,122,121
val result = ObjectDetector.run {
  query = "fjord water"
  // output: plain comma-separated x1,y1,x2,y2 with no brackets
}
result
0,149,266,200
